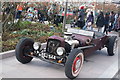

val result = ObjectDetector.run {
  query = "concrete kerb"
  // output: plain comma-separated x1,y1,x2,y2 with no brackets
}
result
0,43,47,60
0,50,15,60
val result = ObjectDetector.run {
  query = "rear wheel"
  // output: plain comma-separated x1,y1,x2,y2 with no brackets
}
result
107,36,117,56
65,49,84,79
15,38,34,64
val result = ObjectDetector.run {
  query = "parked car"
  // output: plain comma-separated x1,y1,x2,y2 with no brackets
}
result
15,28,118,79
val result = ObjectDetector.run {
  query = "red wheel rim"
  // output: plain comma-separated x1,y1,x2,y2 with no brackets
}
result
72,55,82,74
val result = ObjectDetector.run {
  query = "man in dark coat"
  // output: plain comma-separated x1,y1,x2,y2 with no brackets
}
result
109,11,115,32
96,11,105,32
77,7,85,29
103,13,109,34
38,9,44,23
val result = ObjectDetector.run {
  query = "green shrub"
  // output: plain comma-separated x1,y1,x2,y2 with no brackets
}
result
14,21,31,30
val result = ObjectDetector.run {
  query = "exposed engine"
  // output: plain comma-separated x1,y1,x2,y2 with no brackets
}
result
65,40,79,49
64,32,79,49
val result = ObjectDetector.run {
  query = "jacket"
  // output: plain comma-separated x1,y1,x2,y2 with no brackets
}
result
96,15,105,27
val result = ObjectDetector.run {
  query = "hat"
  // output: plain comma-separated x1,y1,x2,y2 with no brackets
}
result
79,6,84,9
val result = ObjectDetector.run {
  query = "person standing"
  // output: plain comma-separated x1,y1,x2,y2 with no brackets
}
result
77,6,85,29
16,3,23,19
38,8,44,23
118,14,120,30
113,13,119,30
33,8,38,21
83,11,94,30
118,14,120,37
109,11,115,32
96,11,105,32
103,13,109,34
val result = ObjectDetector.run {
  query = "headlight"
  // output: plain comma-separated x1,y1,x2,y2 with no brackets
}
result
33,42,41,50
56,47,65,56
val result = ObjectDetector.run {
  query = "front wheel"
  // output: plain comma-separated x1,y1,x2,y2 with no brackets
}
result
15,38,34,64
65,49,84,79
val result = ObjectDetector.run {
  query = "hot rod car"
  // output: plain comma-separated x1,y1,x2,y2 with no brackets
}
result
15,28,118,79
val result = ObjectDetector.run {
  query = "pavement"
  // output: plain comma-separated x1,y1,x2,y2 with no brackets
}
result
1,47,118,78
0,31,119,79
0,22,2,33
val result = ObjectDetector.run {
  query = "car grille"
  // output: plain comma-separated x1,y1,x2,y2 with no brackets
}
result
46,40,60,55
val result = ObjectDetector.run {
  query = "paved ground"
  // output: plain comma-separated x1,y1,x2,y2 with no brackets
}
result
1,48,118,78
0,22,2,53
1,32,119,78
0,22,2,79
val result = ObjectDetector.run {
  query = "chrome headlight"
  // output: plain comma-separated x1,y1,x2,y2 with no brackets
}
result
33,42,41,50
56,47,65,56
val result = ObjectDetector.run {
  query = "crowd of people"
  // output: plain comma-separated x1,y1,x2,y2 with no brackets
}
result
2,2,63,26
96,11,120,34
15,3,49,23
71,7,120,34
15,3,65,26
2,3,120,33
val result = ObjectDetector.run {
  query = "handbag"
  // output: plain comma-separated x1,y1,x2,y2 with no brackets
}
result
88,22,92,26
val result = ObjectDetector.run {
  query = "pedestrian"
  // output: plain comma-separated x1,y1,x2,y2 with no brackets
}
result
96,11,105,33
77,6,85,29
47,8,53,22
53,13,59,26
38,9,44,23
109,11,115,32
83,11,94,31
103,13,109,34
118,14,120,37
16,3,23,20
86,10,91,18
118,14,120,30
113,13,119,31
33,8,38,21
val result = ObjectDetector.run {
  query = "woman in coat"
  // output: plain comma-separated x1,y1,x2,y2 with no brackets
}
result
96,11,105,32
83,11,94,30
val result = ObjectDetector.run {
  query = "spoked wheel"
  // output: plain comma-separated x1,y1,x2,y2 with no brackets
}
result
65,49,84,79
15,38,34,64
